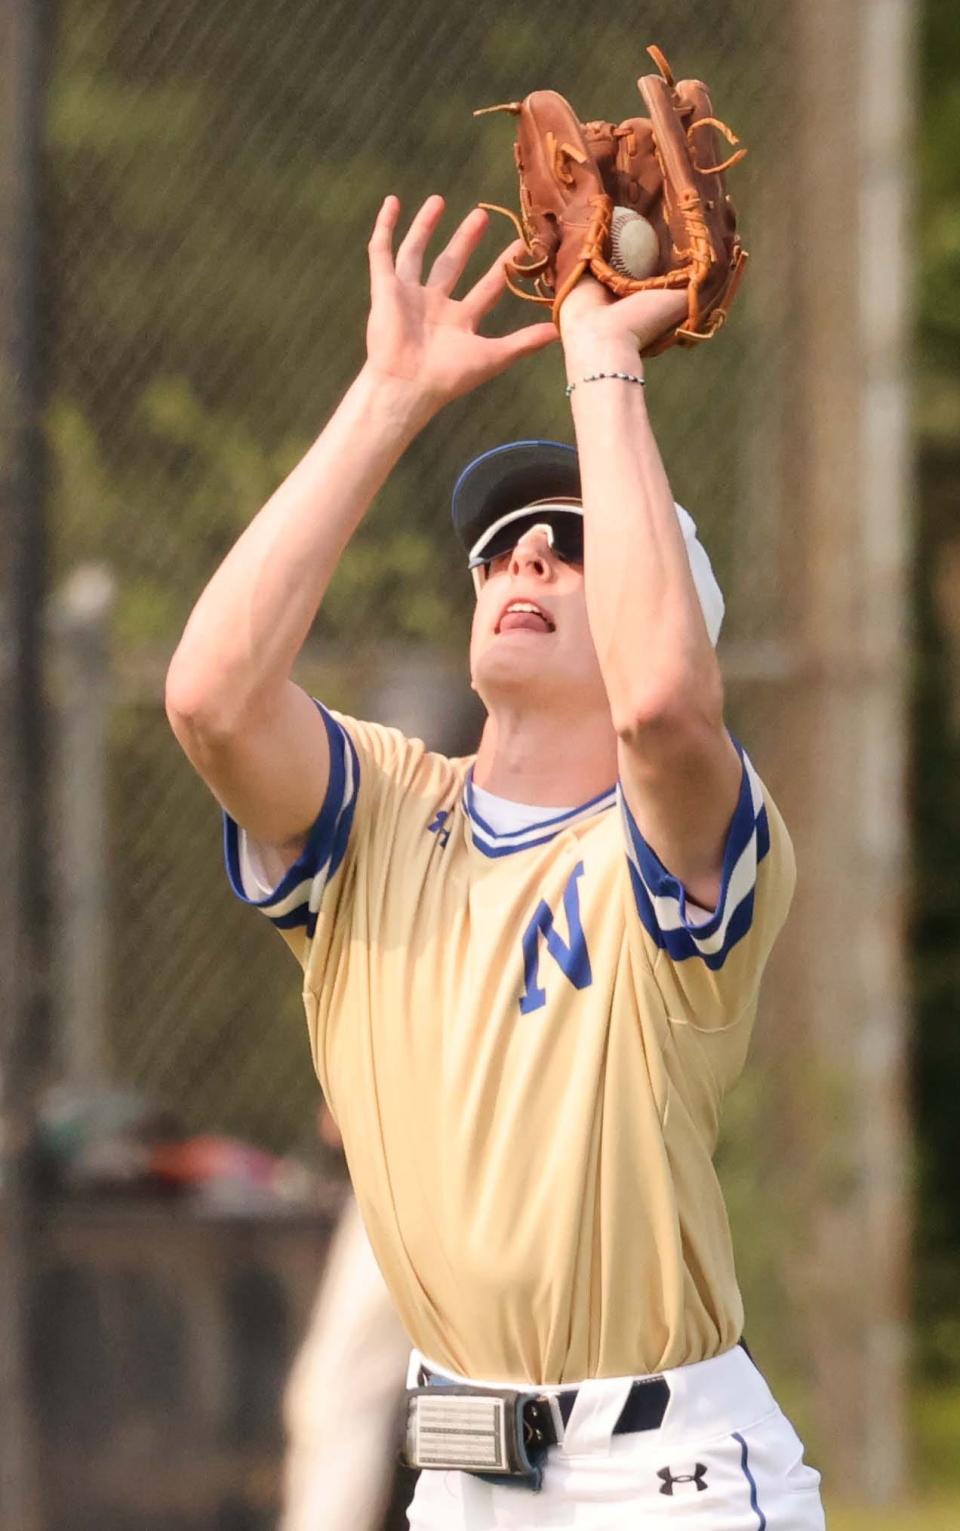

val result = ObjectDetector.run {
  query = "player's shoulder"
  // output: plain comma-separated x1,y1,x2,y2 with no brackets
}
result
327,707,470,800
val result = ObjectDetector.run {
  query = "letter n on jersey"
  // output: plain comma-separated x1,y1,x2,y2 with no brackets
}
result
519,862,593,1014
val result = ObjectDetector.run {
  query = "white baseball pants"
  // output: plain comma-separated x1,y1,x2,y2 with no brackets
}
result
405,1343,825,1529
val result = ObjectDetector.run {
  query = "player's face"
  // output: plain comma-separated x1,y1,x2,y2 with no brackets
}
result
468,524,608,711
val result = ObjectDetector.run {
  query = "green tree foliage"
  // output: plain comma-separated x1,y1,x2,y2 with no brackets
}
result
45,0,759,652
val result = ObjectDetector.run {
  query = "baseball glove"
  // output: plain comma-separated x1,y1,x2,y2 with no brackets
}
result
475,46,748,355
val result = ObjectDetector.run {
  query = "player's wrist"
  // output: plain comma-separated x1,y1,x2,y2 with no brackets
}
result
561,331,645,388
355,361,441,439
559,301,641,359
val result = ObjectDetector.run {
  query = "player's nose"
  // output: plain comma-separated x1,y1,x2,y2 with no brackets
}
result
510,527,556,580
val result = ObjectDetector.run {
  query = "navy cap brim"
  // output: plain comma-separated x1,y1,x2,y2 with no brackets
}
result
451,441,581,558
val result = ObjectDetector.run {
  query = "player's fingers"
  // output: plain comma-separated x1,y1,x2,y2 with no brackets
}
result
611,285,689,346
425,206,489,294
488,321,559,367
394,194,446,284
367,195,400,288
461,238,530,322
620,285,688,322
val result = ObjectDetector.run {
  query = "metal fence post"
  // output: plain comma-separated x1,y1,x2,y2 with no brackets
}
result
49,566,117,1091
0,0,51,1525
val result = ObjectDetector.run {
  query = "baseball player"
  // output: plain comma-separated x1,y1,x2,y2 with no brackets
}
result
167,194,826,1528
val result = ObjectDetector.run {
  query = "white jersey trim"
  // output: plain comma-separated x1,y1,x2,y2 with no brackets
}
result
223,702,359,937
463,768,617,858
619,743,770,969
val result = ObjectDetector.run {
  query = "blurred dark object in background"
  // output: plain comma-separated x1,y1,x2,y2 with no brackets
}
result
34,1085,325,1212
29,1199,340,1529
34,1085,181,1198
20,1086,347,1528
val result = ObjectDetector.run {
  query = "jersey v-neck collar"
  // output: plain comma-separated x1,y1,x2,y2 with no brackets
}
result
462,767,617,859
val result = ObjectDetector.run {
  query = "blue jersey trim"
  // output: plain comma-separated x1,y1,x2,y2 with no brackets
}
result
756,801,771,861
732,1432,767,1530
623,743,757,938
620,741,768,967
222,702,359,935
625,863,758,969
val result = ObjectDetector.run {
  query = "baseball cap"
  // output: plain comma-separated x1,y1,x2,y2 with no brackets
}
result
451,439,725,645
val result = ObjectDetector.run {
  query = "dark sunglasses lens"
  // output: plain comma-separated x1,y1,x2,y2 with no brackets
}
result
481,514,583,567
551,520,584,563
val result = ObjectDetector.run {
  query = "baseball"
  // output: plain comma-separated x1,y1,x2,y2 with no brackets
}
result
609,206,660,279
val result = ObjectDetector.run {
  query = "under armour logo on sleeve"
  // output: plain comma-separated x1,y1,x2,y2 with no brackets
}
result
427,810,451,849
657,1463,709,1496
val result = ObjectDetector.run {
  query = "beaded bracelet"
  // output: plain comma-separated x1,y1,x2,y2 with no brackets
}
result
565,370,646,397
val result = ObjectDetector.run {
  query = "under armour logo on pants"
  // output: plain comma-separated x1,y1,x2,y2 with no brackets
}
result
657,1463,709,1495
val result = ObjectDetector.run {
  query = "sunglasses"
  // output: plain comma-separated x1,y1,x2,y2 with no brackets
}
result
468,506,584,591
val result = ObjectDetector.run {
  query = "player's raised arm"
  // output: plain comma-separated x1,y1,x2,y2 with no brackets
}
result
558,278,742,912
166,196,556,863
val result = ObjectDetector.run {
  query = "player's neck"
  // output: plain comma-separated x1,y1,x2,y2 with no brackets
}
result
473,705,618,807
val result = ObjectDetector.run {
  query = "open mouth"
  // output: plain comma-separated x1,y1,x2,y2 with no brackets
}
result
496,599,556,634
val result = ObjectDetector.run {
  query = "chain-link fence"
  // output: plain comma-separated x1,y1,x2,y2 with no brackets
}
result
43,0,795,1152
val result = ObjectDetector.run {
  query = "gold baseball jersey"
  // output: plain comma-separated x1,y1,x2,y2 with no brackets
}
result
224,706,795,1385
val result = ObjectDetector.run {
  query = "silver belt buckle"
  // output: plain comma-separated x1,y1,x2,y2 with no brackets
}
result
402,1385,547,1487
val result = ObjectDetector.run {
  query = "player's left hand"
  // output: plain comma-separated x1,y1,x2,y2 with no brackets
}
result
558,274,689,357
365,195,558,415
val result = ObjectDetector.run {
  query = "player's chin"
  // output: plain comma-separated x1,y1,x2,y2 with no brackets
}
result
472,639,563,696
